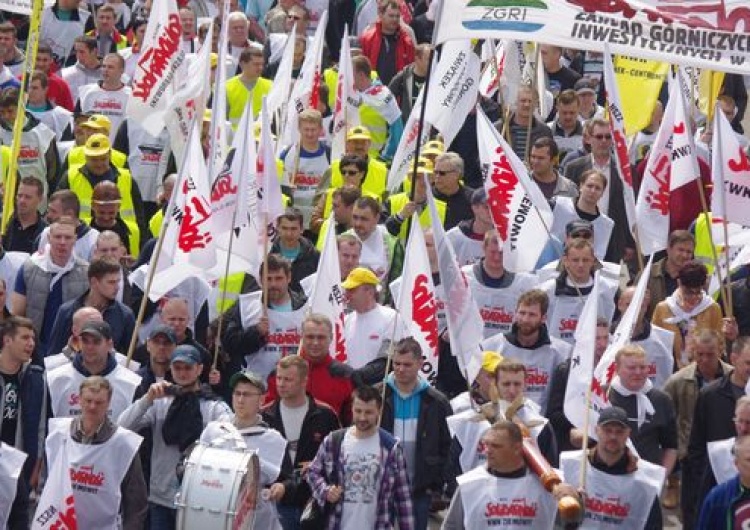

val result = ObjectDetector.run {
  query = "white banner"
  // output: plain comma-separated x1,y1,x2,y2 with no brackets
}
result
397,212,440,385
0,0,53,16
387,87,430,192
127,0,186,136
309,213,348,362
330,27,361,162
424,40,480,147
478,105,552,272
433,0,750,75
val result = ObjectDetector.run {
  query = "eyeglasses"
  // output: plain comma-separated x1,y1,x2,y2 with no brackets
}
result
233,391,262,399
593,134,612,141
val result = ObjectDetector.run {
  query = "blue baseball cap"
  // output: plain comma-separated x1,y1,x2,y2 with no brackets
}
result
170,345,202,365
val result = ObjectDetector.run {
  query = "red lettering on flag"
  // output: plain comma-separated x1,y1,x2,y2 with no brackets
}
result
132,14,182,102
412,274,438,351
486,146,517,240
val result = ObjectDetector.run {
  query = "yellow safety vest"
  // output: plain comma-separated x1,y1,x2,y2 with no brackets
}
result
330,158,388,201
68,166,137,228
323,67,379,109
123,218,141,258
226,75,273,129
149,208,164,238
359,104,388,161
216,272,246,314
388,193,446,240
67,146,128,176
694,212,720,275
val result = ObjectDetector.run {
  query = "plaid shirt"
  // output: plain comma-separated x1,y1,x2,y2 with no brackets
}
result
307,427,414,530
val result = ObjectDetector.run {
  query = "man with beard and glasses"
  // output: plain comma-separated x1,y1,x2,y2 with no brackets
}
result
482,289,571,414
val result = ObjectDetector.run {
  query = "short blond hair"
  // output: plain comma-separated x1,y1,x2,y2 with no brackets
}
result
79,375,113,399
615,344,646,365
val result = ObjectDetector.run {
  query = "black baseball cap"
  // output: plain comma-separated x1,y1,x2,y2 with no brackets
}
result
80,321,112,341
597,407,629,427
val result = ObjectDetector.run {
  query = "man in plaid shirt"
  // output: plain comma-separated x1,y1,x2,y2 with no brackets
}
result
307,385,414,529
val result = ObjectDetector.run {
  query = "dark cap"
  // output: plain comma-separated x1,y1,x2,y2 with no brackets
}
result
148,324,177,344
574,77,598,94
597,407,629,427
566,219,594,237
170,345,202,365
79,320,112,340
229,370,267,393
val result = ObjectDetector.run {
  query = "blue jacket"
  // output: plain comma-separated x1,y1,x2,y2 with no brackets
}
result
45,290,136,357
0,362,47,479
698,474,745,529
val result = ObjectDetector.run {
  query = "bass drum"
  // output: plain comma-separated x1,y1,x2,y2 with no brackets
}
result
176,444,261,530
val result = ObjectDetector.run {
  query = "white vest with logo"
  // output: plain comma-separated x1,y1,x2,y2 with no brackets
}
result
78,84,132,142
463,266,538,339
634,325,675,388
708,437,737,485
0,443,27,528
445,226,484,267
124,121,171,202
560,449,665,529
481,334,571,414
45,417,142,529
41,8,90,67
542,276,617,344
458,466,557,530
550,197,614,261
0,123,56,196
283,147,330,227
47,361,141,418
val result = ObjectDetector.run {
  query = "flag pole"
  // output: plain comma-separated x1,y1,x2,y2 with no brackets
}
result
212,212,239,370
1,0,43,232
523,45,540,165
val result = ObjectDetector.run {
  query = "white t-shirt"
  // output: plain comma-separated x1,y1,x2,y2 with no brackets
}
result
280,400,309,463
340,429,382,529
344,304,403,369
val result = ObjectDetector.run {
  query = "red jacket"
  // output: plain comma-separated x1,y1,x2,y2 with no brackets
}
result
360,22,415,76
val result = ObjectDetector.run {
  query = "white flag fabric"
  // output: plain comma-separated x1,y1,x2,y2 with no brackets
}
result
387,87,429,192
127,0,186,136
149,122,218,300
259,98,285,229
330,27,360,162
668,75,701,191
280,10,328,150
564,273,604,433
602,46,636,233
478,40,501,98
309,213,348,363
636,79,680,256
164,23,213,165
397,212,440,385
593,257,654,396
32,449,77,529
424,40,480,147
0,443,26,529
266,23,297,130
498,40,524,109
426,183,483,384
712,104,750,227
211,97,256,235
477,105,552,272
208,0,230,183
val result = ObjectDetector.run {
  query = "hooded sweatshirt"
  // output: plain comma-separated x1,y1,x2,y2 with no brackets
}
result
385,374,429,483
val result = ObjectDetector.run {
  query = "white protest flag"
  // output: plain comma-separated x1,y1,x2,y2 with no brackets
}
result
477,105,552,272
426,182,483,384
478,39,502,98
424,40,480,146
266,23,297,125
498,40,524,108
32,449,77,529
259,98,286,230
635,78,680,256
669,74,701,191
127,0,185,136
712,104,750,227
330,27,360,162
397,212,440,385
149,121,218,300
387,87,429,192
208,0,230,182
602,45,636,232
211,96,256,234
164,23,213,165
535,45,551,120
594,256,654,395
280,10,328,150
309,212,348,363
1,0,53,15
564,272,604,433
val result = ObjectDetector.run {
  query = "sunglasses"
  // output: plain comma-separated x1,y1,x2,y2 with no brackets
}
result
593,134,612,140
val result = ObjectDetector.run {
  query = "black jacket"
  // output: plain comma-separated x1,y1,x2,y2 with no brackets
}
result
262,395,340,507
269,237,320,295
378,383,453,495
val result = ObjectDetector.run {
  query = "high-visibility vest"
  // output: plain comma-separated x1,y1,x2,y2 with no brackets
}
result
215,272,246,314
226,75,273,129
149,208,163,238
387,193,446,240
694,212,720,275
330,158,388,200
67,145,128,175
68,166,137,228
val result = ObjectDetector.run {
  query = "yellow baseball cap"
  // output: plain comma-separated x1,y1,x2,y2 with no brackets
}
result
342,267,379,290
84,133,111,157
423,140,445,156
82,114,112,134
346,125,372,141
481,351,503,373
409,156,434,175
